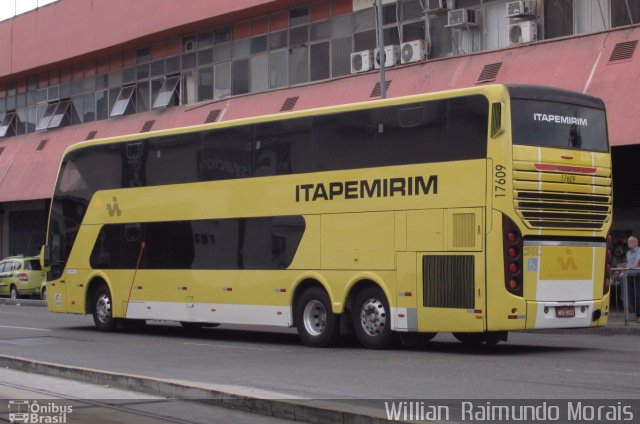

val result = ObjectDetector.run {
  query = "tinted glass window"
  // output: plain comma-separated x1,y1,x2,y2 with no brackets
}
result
146,135,202,186
27,260,42,271
90,216,305,270
313,95,488,171
511,99,608,152
255,118,314,176
199,128,254,181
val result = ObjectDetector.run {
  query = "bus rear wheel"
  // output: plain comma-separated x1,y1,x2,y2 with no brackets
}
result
295,287,339,347
93,285,118,332
352,286,395,349
9,285,18,299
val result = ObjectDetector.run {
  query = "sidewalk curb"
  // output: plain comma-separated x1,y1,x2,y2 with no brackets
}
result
0,354,392,424
0,298,47,307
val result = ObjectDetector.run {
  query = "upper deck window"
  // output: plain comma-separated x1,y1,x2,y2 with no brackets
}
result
511,99,608,152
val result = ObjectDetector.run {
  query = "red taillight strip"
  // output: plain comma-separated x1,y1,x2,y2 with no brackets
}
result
534,163,597,174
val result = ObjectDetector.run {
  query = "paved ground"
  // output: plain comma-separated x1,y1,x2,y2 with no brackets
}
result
1,301,639,423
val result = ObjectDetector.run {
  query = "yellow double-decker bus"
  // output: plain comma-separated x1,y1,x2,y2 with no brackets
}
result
41,84,612,348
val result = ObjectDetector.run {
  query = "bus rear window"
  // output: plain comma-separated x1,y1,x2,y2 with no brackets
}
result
511,99,608,152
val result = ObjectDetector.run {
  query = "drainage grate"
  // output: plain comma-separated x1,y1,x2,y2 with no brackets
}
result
477,62,502,83
85,130,98,140
609,40,638,62
370,80,391,98
140,120,155,133
205,109,221,123
280,97,299,112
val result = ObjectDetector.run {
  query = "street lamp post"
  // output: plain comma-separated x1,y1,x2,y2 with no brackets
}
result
375,0,386,99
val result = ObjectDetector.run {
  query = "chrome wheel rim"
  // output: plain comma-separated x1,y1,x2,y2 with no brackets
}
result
10,288,17,299
360,298,387,337
303,300,327,336
96,293,112,324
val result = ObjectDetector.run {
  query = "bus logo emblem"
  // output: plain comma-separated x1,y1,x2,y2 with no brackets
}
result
106,197,122,217
557,249,578,271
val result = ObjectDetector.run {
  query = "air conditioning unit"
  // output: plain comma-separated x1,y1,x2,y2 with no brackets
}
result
447,8,479,27
350,50,373,74
401,40,427,64
425,0,451,13
374,45,400,69
509,21,537,45
506,1,535,18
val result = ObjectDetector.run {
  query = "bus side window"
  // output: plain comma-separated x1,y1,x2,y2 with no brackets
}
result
254,118,313,176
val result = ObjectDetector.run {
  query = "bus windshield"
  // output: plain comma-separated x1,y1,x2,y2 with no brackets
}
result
510,99,608,152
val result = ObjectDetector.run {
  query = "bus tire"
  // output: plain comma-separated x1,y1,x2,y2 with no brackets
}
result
93,285,118,332
295,287,339,348
40,287,47,301
352,286,395,349
9,285,18,299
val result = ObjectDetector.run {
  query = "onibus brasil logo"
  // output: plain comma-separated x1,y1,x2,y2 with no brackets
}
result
7,400,72,423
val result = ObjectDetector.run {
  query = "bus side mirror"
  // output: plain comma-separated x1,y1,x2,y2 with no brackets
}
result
40,245,51,270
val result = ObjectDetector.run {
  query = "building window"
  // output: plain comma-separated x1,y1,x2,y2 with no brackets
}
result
289,45,308,85
214,62,231,98
250,54,269,92
289,6,309,27
611,0,640,26
198,67,214,101
110,85,136,117
0,112,17,137
310,41,330,81
153,75,180,109
331,37,352,77
544,0,574,38
269,49,288,89
232,59,250,95
35,99,77,130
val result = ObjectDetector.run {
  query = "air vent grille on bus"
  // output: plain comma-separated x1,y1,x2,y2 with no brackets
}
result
422,255,474,309
512,161,612,230
452,213,476,248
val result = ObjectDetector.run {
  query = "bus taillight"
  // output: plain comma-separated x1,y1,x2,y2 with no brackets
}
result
503,215,523,297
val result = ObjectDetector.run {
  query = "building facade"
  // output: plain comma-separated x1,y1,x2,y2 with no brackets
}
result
0,0,639,256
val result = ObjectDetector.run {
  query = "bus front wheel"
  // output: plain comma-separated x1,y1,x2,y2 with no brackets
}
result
93,285,118,332
352,286,395,349
295,287,339,347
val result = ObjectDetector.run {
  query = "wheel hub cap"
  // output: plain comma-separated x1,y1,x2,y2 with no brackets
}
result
360,298,387,336
96,294,112,323
303,300,326,336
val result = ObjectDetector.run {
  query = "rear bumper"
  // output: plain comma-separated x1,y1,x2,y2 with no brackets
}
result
526,300,604,329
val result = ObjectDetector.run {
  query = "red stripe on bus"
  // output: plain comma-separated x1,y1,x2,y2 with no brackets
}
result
534,163,597,174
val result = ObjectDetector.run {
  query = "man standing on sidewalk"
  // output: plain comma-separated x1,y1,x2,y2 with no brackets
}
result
625,236,640,323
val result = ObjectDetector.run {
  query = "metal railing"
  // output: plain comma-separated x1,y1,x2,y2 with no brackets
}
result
610,267,639,326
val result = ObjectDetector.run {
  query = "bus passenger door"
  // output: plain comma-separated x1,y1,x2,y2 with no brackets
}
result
415,208,486,333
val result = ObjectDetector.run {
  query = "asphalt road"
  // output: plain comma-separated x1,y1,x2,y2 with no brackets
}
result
0,304,639,402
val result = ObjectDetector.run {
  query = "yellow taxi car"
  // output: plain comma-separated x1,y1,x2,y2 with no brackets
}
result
0,256,45,299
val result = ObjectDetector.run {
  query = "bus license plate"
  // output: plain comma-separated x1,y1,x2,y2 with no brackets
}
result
556,306,575,318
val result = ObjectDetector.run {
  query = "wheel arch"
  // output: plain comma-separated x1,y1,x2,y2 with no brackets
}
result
291,273,335,325
84,271,113,315
343,273,392,316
